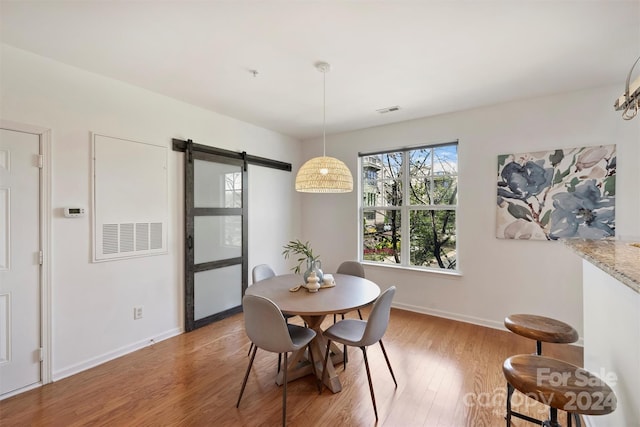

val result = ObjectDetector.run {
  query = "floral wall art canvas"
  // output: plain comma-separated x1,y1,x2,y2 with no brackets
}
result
496,145,616,240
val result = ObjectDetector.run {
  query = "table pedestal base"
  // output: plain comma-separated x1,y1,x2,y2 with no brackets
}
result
275,314,344,393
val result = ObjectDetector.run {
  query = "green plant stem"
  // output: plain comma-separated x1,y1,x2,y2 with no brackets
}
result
282,239,319,274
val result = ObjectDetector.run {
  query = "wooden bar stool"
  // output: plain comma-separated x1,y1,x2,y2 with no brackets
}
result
505,314,579,356
503,355,616,427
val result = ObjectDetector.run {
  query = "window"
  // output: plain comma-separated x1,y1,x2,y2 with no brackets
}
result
360,142,458,271
224,171,242,247
224,171,242,208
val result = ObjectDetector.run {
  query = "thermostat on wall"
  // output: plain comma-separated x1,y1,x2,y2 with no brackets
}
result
64,207,86,218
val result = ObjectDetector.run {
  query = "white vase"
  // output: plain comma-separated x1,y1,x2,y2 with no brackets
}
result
305,271,321,293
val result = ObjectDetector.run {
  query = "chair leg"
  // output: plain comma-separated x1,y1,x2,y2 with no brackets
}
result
237,344,258,408
341,313,348,367
361,346,378,421
247,342,254,356
379,339,397,387
343,311,362,366
277,318,291,374
343,344,348,367
321,339,332,394
281,351,288,427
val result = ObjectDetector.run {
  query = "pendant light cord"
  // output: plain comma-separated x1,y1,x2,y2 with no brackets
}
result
322,68,326,157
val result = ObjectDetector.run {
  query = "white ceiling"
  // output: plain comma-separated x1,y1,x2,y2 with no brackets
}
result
1,1,639,140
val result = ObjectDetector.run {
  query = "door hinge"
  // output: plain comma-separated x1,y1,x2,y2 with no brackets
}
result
39,347,44,362
37,154,44,168
39,251,44,265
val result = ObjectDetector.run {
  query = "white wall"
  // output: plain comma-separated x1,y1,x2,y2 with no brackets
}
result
582,261,639,427
0,44,302,379
299,85,640,336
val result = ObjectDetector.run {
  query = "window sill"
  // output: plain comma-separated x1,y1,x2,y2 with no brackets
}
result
361,261,463,277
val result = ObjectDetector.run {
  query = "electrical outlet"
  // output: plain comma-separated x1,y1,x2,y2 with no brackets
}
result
134,306,143,320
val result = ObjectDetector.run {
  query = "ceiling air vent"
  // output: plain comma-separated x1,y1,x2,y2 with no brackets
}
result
376,105,400,114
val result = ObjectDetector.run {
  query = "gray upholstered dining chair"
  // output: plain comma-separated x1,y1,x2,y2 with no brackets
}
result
335,261,365,321
335,260,366,365
252,263,276,283
247,264,277,356
321,286,397,421
336,260,365,278
248,264,296,370
237,295,318,427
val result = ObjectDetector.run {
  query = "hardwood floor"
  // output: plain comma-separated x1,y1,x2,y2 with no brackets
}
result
0,309,583,426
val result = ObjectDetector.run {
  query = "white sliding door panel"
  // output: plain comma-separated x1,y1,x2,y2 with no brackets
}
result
194,265,242,321
194,216,242,264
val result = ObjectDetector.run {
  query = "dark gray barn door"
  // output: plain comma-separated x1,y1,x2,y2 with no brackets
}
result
174,138,290,332
184,146,247,331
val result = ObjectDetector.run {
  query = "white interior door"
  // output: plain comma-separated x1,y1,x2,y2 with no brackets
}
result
0,128,41,396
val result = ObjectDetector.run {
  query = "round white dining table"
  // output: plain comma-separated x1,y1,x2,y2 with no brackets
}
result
245,273,380,393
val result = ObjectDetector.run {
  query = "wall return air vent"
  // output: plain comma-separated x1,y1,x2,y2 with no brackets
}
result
102,222,163,255
376,105,401,114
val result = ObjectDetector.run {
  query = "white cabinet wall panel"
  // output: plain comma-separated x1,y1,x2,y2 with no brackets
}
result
92,134,168,262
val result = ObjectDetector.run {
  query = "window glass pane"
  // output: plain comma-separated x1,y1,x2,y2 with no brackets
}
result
409,210,456,269
432,145,458,205
224,171,242,208
408,145,458,205
362,210,401,264
433,145,458,174
408,149,432,205
362,153,403,207
381,179,402,207
381,152,403,178
194,215,241,264
381,152,403,207
432,176,458,205
194,160,242,208
409,175,430,205
194,264,242,320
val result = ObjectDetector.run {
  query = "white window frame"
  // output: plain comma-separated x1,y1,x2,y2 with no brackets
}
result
359,141,459,273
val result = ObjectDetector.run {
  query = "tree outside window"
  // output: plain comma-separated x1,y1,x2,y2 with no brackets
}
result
360,142,458,270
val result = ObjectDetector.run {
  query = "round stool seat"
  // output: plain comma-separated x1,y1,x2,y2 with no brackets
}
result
503,354,617,416
505,314,578,344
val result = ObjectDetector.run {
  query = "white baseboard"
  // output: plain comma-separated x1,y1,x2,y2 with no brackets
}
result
52,327,182,382
393,302,505,329
1,382,43,401
392,303,584,347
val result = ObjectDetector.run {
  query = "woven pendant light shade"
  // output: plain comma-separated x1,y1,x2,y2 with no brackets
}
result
295,156,353,193
295,61,353,193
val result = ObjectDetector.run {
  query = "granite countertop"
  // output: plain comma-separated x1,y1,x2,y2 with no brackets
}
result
564,239,640,293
